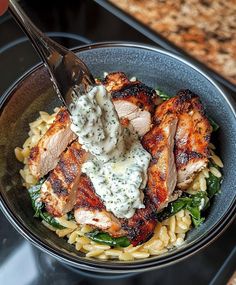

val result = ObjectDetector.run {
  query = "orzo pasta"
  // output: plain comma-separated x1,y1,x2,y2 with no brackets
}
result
15,108,223,261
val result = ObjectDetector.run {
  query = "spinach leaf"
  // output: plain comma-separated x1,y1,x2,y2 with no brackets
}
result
190,191,208,207
158,159,222,226
185,193,207,227
191,216,205,227
206,172,221,199
207,160,222,199
28,180,65,229
28,179,44,217
86,231,130,247
157,192,209,227
157,198,188,222
67,211,75,221
39,212,65,229
208,117,219,132
156,89,171,101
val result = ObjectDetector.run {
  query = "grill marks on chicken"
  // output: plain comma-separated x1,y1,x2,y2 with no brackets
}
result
121,197,157,246
154,89,212,189
111,80,158,114
74,175,157,244
75,174,126,237
102,72,130,93
142,89,211,210
103,72,160,136
175,112,209,189
142,113,178,211
75,174,104,210
29,108,76,179
40,142,87,217
103,72,159,113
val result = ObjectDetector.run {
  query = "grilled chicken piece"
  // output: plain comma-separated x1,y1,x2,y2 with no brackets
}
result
113,100,151,137
40,142,87,217
74,175,126,237
102,72,130,93
29,108,76,179
103,72,159,113
103,72,160,136
121,196,157,246
75,175,157,245
142,113,178,211
154,89,212,189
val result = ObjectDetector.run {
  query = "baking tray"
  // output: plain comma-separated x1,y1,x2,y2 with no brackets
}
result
95,0,236,96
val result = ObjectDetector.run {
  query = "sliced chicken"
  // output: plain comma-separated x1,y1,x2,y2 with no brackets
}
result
142,113,178,211
40,142,87,217
121,196,157,246
105,73,159,113
29,108,76,179
113,100,151,137
74,174,126,237
154,89,212,189
103,72,160,136
75,175,157,245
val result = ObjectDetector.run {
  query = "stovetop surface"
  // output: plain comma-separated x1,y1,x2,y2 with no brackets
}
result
0,1,235,284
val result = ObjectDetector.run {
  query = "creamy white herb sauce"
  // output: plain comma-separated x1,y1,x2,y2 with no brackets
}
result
70,85,124,162
70,85,151,219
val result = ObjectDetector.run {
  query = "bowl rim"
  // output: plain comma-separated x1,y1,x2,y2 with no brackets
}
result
0,41,235,273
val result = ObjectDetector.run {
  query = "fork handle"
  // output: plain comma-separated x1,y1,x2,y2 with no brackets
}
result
8,0,95,107
9,0,66,62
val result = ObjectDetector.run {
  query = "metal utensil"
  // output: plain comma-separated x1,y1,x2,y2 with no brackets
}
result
8,0,95,109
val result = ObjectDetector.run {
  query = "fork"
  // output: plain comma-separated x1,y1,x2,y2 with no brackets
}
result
8,0,95,109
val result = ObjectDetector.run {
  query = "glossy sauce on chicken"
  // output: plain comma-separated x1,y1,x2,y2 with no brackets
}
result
70,85,151,219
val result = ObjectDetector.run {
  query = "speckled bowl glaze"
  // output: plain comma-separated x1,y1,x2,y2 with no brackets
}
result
0,42,235,273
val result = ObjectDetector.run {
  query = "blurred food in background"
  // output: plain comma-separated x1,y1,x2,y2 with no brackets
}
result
109,0,236,85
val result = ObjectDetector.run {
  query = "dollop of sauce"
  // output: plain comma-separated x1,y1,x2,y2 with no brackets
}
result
70,86,124,163
70,85,151,219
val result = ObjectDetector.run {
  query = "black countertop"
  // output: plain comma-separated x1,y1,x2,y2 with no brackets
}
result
0,1,235,284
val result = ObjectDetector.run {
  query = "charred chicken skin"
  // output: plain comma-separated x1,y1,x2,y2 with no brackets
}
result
74,175,157,245
154,89,212,189
121,196,157,246
103,72,160,136
142,113,178,211
41,142,87,217
74,174,126,238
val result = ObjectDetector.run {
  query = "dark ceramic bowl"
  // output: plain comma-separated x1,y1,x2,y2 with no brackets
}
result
0,42,235,273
